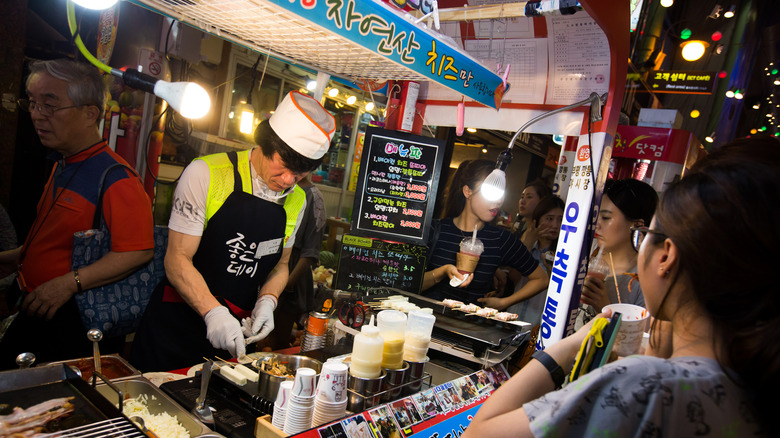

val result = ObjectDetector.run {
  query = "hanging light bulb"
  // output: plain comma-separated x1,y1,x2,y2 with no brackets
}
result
365,101,375,111
705,132,715,143
680,40,708,61
724,5,735,18
72,0,118,9
660,0,673,7
725,90,735,98
238,102,255,134
734,90,744,99
306,80,317,91
346,95,357,105
328,88,339,97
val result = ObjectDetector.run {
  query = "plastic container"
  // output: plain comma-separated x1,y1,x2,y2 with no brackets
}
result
457,230,484,274
587,250,610,281
403,311,436,362
377,310,407,370
349,316,384,378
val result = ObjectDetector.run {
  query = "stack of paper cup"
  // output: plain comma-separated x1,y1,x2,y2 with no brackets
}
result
284,367,317,435
312,361,349,427
271,380,294,430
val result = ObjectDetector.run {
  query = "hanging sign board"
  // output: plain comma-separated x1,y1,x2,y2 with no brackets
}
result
351,126,445,245
646,70,716,94
335,235,427,294
263,0,507,108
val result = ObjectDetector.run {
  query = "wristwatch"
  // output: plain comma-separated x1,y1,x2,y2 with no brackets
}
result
532,349,565,388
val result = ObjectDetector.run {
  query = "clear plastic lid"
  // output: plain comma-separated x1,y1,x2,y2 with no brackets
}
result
459,236,484,255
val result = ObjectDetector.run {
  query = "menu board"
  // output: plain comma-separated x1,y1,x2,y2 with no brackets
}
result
351,127,446,245
334,235,427,294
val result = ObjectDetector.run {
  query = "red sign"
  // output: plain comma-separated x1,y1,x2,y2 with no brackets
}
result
613,125,696,164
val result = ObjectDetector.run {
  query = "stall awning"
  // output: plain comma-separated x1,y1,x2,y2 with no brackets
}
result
129,0,506,108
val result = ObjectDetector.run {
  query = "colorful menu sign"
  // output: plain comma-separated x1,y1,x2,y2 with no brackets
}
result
351,127,445,245
646,70,716,94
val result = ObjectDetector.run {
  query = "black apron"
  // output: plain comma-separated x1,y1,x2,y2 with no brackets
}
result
130,151,287,372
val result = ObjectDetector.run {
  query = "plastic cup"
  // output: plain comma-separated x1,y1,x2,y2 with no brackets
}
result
404,311,436,362
292,367,317,397
457,236,483,274
587,256,610,281
602,303,650,356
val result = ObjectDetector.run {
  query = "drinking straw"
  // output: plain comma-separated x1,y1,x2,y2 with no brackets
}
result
472,224,477,246
607,252,621,304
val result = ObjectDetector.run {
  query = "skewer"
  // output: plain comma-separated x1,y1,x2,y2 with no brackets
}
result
607,252,621,304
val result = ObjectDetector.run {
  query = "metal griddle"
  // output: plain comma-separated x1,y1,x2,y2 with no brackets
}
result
366,289,531,356
0,364,143,436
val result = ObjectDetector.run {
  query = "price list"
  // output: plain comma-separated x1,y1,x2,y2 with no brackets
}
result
335,235,427,293
351,127,445,245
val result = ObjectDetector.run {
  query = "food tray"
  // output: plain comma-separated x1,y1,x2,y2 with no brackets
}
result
42,354,141,382
94,377,223,437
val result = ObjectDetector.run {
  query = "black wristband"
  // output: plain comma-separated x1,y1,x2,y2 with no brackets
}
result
532,349,565,389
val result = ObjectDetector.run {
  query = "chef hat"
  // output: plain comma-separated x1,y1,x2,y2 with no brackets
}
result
269,91,336,159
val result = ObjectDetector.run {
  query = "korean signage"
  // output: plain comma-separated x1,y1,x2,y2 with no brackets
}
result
351,127,445,245
613,125,694,164
646,70,716,94
264,0,507,108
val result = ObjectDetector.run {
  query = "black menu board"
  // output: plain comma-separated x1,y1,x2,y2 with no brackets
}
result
334,235,427,294
351,127,446,245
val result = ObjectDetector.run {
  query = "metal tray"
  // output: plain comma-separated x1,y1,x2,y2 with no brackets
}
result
42,354,142,382
94,377,224,437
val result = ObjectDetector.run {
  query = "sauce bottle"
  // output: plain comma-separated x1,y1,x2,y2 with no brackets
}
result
349,315,384,378
377,310,407,370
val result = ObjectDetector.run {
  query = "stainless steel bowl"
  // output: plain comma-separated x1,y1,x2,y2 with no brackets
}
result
255,354,322,401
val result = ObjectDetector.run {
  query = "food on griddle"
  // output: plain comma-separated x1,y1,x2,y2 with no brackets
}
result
475,307,498,317
460,303,481,313
494,312,518,321
0,397,75,436
442,299,464,308
123,393,189,438
234,364,259,382
258,359,294,378
220,365,248,386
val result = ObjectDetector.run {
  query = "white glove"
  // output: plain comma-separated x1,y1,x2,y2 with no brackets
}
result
242,295,277,344
204,306,246,358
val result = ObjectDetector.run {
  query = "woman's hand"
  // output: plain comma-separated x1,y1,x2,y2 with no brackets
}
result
581,275,611,311
493,268,508,293
520,220,539,249
477,295,508,310
537,220,559,241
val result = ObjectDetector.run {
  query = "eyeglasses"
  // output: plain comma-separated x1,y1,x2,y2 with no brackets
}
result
17,99,82,116
630,226,667,252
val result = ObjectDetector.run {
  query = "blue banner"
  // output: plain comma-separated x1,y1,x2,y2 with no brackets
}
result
264,0,507,109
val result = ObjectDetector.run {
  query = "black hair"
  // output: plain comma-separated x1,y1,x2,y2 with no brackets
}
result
648,137,780,433
532,195,565,226
442,160,495,218
253,121,326,173
603,178,658,226
523,179,553,200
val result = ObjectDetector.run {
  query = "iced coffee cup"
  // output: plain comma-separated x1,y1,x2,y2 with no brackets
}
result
457,236,484,275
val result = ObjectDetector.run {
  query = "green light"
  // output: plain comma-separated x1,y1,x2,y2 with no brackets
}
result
772,69,779,75
761,126,767,131
681,28,692,40
775,133,780,137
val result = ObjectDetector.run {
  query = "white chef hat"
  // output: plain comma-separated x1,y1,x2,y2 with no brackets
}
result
269,91,336,159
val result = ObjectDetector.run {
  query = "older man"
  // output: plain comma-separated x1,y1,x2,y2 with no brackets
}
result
0,59,154,369
130,91,335,371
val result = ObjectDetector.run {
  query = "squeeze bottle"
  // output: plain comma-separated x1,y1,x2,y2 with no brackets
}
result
349,315,384,378
377,310,407,370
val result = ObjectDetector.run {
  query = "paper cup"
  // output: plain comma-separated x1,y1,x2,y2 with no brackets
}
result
316,361,348,403
602,303,650,357
275,380,294,408
292,367,317,397
456,252,480,274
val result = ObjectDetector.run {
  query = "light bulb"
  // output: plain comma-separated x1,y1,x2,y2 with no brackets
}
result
328,88,339,97
690,109,700,118
347,95,357,105
72,0,118,10
734,91,743,99
467,128,477,133
306,80,317,91
154,80,211,119
725,90,735,98
681,40,707,61
365,102,375,111
238,103,254,134
480,169,506,202
660,0,673,7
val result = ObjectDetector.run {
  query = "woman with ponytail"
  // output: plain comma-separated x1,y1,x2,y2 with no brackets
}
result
463,137,778,437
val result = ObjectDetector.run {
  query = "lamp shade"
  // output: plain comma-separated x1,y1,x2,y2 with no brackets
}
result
480,169,506,201
154,80,211,119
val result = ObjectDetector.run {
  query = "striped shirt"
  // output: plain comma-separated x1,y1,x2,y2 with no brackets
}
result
425,217,538,303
